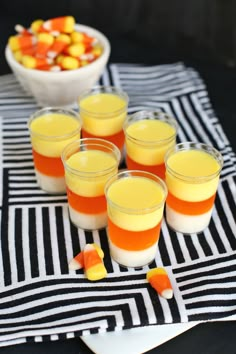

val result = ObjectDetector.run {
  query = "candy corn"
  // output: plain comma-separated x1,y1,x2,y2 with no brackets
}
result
13,46,36,62
47,34,71,58
8,34,36,52
64,43,86,57
69,243,105,270
70,30,84,43
21,55,53,69
30,19,44,34
14,24,32,36
83,244,107,281
147,268,173,299
70,31,95,45
35,32,54,57
60,56,79,70
42,16,75,34
92,45,103,58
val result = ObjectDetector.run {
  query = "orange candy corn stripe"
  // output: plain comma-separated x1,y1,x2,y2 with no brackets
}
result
166,191,216,215
126,154,166,180
84,244,107,281
66,187,107,214
13,46,36,62
9,35,36,51
37,64,61,72
108,218,162,251
32,149,64,177
147,268,173,299
69,243,104,270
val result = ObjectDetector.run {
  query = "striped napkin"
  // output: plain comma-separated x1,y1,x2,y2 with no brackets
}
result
0,63,235,346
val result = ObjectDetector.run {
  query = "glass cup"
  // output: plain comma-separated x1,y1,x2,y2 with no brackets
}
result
105,170,167,267
124,110,178,179
62,138,121,230
78,86,129,152
28,107,81,194
165,142,224,234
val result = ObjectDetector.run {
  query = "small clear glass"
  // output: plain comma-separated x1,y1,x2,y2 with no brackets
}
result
62,138,121,230
105,170,167,267
165,142,224,234
78,86,129,152
28,107,81,194
124,110,178,180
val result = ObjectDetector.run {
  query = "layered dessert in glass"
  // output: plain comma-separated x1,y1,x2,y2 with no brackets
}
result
78,86,129,152
105,170,167,267
165,142,223,234
28,107,81,194
124,110,177,180
62,138,120,230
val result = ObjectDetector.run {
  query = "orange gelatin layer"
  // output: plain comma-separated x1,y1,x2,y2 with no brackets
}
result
108,217,162,251
32,149,64,177
82,128,125,151
67,187,107,214
166,191,216,215
126,155,166,180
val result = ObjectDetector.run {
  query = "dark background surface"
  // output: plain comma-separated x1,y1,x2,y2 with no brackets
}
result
0,0,236,353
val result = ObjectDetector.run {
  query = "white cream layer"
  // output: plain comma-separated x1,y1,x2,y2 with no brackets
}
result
108,239,158,268
165,205,213,234
69,205,107,230
35,170,66,194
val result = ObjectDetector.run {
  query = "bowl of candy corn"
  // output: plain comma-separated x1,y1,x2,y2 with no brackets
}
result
5,16,111,107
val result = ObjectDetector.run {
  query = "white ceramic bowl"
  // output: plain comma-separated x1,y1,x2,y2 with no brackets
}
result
5,24,111,107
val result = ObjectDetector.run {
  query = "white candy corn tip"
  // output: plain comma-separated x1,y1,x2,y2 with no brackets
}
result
50,65,61,72
69,258,82,270
161,289,173,300
47,51,57,59
42,22,50,31
84,244,94,253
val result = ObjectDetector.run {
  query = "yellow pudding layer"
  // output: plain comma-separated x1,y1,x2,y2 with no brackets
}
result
107,176,165,231
65,150,118,197
125,119,176,165
30,113,81,157
166,149,221,201
80,93,127,136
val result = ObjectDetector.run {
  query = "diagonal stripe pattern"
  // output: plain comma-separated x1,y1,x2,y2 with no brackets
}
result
0,63,235,345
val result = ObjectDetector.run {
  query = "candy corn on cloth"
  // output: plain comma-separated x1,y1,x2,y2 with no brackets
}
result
0,63,236,346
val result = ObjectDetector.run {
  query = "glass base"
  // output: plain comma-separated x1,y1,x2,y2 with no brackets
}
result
35,170,66,194
108,239,158,268
165,205,212,234
69,205,108,230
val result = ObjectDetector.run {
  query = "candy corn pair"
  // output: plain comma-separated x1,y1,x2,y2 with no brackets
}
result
147,267,173,299
69,243,107,281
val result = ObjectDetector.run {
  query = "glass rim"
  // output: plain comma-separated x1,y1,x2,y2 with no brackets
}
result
78,85,129,118
165,141,224,182
61,137,121,177
124,110,178,145
105,169,168,214
28,106,81,141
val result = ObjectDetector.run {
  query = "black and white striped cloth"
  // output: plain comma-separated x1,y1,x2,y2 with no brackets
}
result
0,63,235,346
